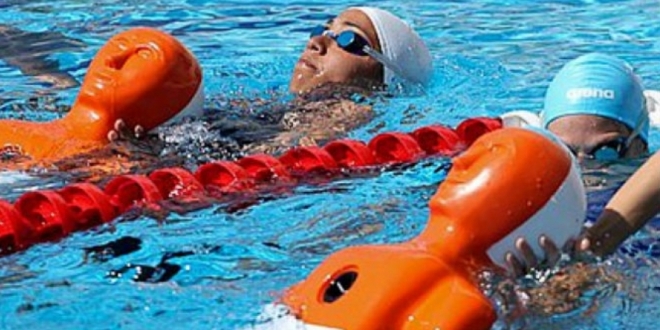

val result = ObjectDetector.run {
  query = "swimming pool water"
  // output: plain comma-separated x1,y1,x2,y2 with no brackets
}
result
1,0,660,329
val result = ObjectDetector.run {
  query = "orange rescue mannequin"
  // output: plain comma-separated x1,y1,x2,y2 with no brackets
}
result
282,128,585,330
0,27,202,162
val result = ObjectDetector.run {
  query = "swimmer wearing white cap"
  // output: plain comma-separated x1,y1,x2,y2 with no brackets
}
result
239,7,434,155
289,7,433,94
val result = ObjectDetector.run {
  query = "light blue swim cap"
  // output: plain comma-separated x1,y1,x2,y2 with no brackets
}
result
542,53,648,143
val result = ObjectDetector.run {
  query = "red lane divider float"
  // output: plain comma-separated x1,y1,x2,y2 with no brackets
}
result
237,154,290,182
196,161,255,195
0,117,502,256
14,190,74,241
0,201,33,254
456,116,503,147
368,132,425,164
324,140,375,168
59,183,118,228
280,146,338,174
411,125,461,156
149,167,205,199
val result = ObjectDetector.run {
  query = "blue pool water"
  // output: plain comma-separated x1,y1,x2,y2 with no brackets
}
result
2,0,660,329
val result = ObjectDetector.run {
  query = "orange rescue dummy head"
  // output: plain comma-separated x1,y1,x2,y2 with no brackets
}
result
418,127,585,268
66,27,204,141
0,27,203,162
278,127,586,330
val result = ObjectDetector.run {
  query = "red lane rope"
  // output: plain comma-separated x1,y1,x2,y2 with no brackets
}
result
0,117,502,256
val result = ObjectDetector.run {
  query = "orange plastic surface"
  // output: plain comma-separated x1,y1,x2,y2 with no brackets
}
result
0,27,201,162
282,128,572,330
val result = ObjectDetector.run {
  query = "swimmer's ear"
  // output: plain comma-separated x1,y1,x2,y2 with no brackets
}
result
499,110,541,128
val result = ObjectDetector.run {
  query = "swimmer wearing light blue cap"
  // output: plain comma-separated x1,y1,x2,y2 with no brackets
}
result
505,54,652,275
542,53,649,161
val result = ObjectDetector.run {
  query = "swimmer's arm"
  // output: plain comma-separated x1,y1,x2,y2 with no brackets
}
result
246,100,373,154
287,100,373,146
512,151,660,267
3,56,79,89
583,151,660,256
0,25,81,88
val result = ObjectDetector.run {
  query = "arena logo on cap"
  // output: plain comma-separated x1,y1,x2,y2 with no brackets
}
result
566,88,615,101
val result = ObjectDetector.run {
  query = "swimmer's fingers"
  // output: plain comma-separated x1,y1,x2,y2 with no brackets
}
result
556,235,578,255
505,252,525,278
573,230,599,259
108,119,125,142
539,235,561,267
516,237,539,270
108,119,145,142
107,130,119,142
577,236,591,252
558,234,600,266
504,238,539,277
116,119,140,140
134,125,145,139
114,119,126,132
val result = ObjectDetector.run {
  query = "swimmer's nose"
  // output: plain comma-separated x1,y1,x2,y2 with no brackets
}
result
307,35,328,56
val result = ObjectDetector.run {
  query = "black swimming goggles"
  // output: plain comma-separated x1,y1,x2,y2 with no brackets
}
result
309,25,407,85
572,137,631,161
573,113,645,161
308,25,406,80
309,25,372,56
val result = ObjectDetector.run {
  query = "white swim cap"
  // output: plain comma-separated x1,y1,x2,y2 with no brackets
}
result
500,110,542,128
352,7,433,86
486,127,586,268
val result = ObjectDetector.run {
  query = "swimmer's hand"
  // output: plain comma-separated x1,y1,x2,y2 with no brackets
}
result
504,235,563,277
578,210,636,257
107,119,145,143
505,229,614,277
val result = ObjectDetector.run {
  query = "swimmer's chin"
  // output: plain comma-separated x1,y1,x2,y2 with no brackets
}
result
289,81,317,95
289,73,320,95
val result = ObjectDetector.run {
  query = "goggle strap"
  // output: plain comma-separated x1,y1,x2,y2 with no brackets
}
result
625,106,648,147
322,30,335,38
363,46,408,84
311,26,416,86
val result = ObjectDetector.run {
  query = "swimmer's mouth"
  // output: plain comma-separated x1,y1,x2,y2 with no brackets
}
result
298,57,318,71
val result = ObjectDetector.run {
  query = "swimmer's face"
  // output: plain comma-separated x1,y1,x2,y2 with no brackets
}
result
547,115,647,161
289,9,384,94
